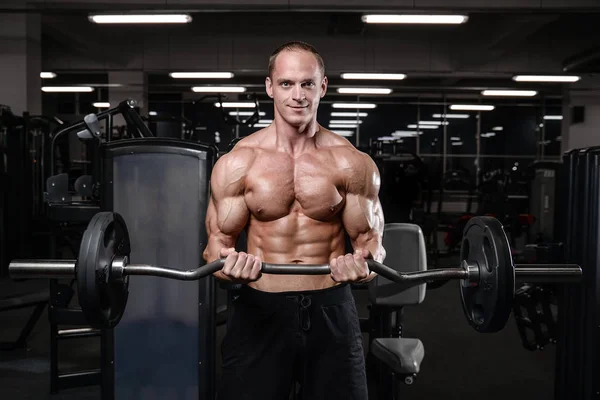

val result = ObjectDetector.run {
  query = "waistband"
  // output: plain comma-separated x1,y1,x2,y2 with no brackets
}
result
238,283,353,307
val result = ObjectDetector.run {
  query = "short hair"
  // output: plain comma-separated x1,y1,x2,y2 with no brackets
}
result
268,41,325,78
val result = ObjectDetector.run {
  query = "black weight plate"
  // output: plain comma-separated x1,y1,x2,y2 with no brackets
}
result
459,216,515,333
77,212,131,329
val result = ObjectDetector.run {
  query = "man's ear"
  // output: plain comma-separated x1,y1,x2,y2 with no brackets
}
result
265,76,274,98
320,76,328,98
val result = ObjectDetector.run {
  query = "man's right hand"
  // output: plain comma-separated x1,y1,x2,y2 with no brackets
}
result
219,248,263,283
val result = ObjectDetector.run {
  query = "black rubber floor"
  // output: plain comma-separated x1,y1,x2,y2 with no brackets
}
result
0,271,556,400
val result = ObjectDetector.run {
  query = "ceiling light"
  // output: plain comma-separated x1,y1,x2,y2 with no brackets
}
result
492,126,504,131
513,75,580,83
332,130,354,137
481,132,497,138
336,88,392,95
258,119,273,124
332,103,377,109
450,104,494,111
450,137,461,141
192,86,246,93
341,73,406,80
214,102,256,108
331,112,368,117
362,14,468,24
92,102,110,108
329,124,359,129
149,111,158,116
229,111,266,117
377,136,399,141
170,72,234,79
330,120,363,124
451,141,464,146
40,72,56,79
432,113,469,119
89,14,192,24
482,90,537,97
544,115,563,120
407,124,439,129
392,131,418,137
41,86,94,93
418,120,449,125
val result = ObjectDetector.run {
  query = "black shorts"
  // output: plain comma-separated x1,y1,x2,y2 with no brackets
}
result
217,284,368,400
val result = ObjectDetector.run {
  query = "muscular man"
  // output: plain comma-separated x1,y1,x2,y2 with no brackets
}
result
204,41,386,400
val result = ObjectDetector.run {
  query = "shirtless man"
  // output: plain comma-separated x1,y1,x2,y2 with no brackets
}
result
204,41,386,400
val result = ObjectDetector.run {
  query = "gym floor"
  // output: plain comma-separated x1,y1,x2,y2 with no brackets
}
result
0,258,555,400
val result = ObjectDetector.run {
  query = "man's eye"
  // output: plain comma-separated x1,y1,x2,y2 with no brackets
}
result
304,82,315,87
281,82,290,87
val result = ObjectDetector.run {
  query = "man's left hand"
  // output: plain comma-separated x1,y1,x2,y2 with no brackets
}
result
329,248,371,283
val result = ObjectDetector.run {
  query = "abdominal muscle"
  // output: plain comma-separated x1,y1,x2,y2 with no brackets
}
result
245,212,347,292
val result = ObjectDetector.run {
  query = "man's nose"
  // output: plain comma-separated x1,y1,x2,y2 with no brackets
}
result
292,84,304,101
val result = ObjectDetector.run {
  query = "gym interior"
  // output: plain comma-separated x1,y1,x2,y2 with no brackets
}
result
1,1,599,399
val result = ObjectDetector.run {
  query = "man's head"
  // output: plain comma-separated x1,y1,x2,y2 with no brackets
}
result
266,41,328,129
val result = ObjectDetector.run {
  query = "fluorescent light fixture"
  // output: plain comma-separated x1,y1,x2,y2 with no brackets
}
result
451,141,464,146
149,111,158,116
192,86,246,93
41,86,94,93
362,14,468,24
450,137,461,141
544,115,563,120
377,136,398,141
214,102,256,108
329,124,359,129
170,72,234,79
332,130,354,137
392,131,418,137
330,120,363,124
92,102,110,108
407,124,439,129
433,113,469,119
253,123,270,128
336,88,392,95
229,111,266,117
258,119,273,124
492,126,504,131
481,132,496,138
40,72,56,79
341,73,406,80
419,120,449,125
513,75,580,83
89,14,192,24
482,90,537,97
331,112,368,117
332,103,377,109
450,104,494,111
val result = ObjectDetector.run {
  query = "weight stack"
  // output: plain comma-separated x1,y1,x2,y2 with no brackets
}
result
555,146,600,400
101,138,217,400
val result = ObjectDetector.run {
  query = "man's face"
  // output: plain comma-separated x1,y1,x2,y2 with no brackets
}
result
266,50,328,128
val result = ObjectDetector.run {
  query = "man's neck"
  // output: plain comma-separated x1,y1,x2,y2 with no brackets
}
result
273,118,320,156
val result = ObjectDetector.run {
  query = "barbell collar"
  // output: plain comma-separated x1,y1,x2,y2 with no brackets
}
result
9,260,76,279
461,260,480,287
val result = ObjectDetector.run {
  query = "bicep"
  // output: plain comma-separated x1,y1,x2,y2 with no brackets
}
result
204,154,251,260
341,153,385,260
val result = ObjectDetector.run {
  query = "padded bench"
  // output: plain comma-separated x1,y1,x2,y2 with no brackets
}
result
368,223,427,389
371,338,424,384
